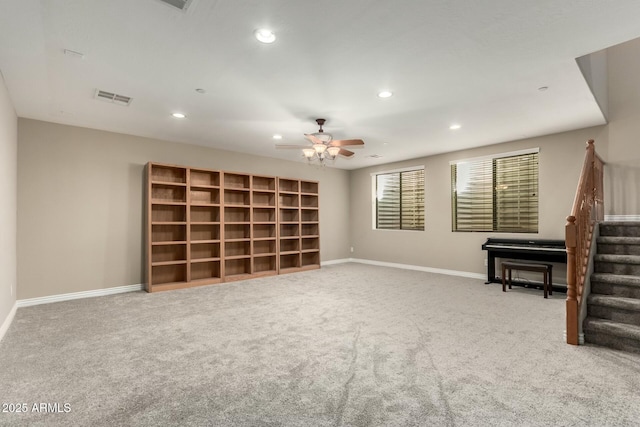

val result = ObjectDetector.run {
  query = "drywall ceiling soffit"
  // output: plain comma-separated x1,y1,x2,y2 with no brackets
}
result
1,1,640,170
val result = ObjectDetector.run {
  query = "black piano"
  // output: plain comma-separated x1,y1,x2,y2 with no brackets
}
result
481,238,566,284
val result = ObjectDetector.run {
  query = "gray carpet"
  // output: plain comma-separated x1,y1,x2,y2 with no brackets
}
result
1,263,639,426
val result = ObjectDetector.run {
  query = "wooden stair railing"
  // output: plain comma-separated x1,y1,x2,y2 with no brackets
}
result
565,140,604,345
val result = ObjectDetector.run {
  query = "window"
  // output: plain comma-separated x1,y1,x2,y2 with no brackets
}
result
451,149,538,233
375,168,425,230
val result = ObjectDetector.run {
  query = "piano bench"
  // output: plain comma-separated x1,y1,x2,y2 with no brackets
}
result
501,261,553,298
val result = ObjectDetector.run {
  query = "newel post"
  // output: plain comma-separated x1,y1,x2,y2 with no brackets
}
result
566,215,579,345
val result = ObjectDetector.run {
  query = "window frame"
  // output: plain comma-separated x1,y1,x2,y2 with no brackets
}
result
371,166,425,232
450,148,539,233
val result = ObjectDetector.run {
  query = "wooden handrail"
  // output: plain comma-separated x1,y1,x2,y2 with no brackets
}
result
565,140,604,345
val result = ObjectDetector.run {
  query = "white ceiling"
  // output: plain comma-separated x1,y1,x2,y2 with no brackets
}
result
2,1,640,170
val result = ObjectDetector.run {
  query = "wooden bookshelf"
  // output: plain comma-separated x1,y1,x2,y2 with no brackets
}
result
277,177,320,274
146,164,316,292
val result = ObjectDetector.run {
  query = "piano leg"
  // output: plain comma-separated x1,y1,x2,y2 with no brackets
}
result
485,253,496,284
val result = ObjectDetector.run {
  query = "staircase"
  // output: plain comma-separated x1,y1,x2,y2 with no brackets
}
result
584,221,640,353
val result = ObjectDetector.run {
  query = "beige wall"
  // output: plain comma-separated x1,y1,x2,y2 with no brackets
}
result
349,126,606,278
604,37,640,216
17,119,350,299
0,73,17,328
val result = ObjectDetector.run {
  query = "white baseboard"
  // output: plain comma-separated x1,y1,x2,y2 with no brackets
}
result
17,284,144,308
321,258,352,266
348,258,486,280
604,215,640,221
0,302,17,343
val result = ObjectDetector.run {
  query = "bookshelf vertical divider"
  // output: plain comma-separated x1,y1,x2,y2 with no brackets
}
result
147,162,317,292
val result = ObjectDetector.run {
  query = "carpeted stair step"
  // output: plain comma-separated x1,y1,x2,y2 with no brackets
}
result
599,221,640,238
591,273,640,298
597,236,640,255
594,254,640,275
583,317,640,353
587,294,640,325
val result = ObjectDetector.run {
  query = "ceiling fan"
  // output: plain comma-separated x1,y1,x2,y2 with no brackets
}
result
276,118,364,162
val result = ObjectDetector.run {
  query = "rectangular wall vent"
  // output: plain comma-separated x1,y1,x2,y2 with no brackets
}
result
94,89,132,106
156,0,194,11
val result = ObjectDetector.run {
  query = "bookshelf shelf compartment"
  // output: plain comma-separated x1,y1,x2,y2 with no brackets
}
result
224,173,250,190
191,188,220,205
152,244,187,263
151,165,186,184
252,176,276,191
152,204,186,222
225,224,251,240
254,239,276,255
302,252,320,267
300,209,319,222
301,195,319,208
253,224,276,239
280,224,300,237
225,241,251,257
152,184,186,203
191,224,220,241
253,208,275,222
279,193,299,208
280,253,301,270
301,224,319,236
224,189,250,206
192,242,220,260
280,239,300,253
254,256,276,273
191,206,220,222
191,170,220,187
253,191,276,207
225,258,251,276
279,179,299,193
152,224,187,243
301,181,318,194
152,264,187,285
301,237,320,251
191,261,221,280
225,207,250,223
280,209,299,222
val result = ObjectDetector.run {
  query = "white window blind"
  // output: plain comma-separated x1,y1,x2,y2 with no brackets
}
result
451,150,538,233
376,168,424,231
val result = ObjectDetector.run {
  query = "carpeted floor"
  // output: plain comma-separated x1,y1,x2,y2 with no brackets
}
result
1,263,639,426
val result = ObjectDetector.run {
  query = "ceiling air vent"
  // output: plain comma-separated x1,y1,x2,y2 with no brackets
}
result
156,0,194,11
94,89,132,106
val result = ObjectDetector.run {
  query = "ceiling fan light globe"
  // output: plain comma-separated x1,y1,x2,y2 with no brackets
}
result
312,132,332,143
327,146,340,157
302,148,315,158
313,143,327,154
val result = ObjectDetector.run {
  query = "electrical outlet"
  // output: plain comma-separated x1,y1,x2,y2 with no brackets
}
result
484,259,488,267
350,246,354,253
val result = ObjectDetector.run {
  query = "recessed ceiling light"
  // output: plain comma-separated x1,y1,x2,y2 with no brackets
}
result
172,113,186,119
449,124,461,130
273,134,282,140
255,29,276,44
195,88,206,94
377,91,393,98
538,86,549,92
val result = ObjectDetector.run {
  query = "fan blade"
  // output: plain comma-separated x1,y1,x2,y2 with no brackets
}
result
339,148,355,157
330,139,364,147
304,133,324,144
276,144,309,149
